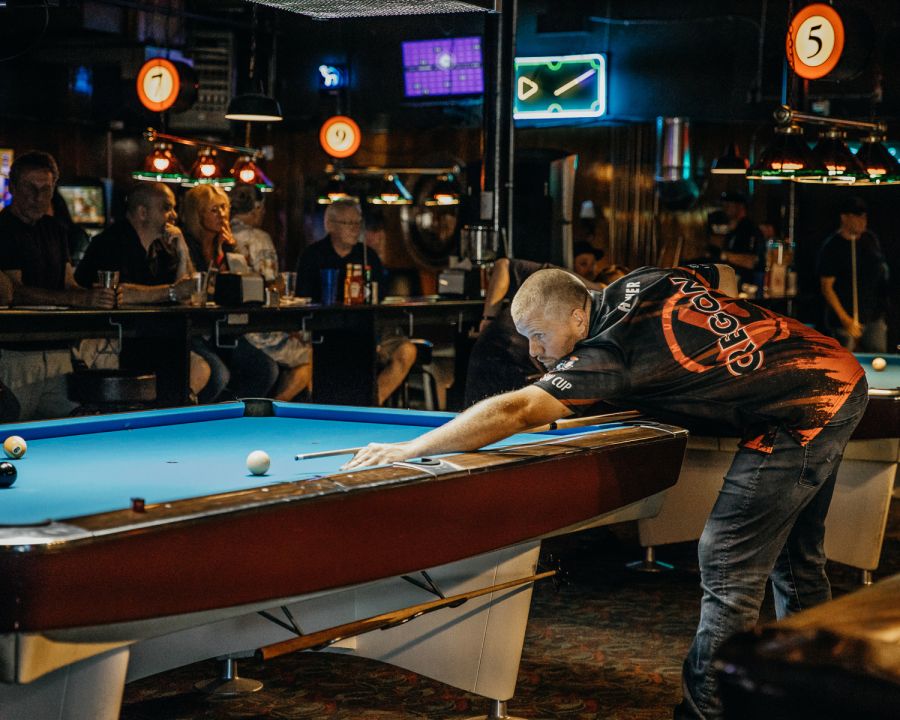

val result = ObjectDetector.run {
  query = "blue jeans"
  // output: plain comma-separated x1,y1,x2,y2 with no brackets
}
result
676,378,869,719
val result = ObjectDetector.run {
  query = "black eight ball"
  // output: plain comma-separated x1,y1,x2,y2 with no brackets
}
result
0,461,16,488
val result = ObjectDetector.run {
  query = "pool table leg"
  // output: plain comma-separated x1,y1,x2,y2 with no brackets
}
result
0,646,129,720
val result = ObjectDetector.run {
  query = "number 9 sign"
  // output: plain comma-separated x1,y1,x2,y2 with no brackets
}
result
787,3,845,80
319,116,362,159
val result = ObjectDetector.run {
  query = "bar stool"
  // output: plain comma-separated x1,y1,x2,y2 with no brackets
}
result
67,368,157,415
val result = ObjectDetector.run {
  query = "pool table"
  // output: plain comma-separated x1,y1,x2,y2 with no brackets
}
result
0,401,687,720
636,352,900,580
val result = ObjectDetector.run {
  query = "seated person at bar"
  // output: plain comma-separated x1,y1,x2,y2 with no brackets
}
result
296,199,416,405
344,265,867,720
74,181,216,403
0,151,116,420
230,184,312,401
465,257,551,407
572,240,605,283
181,184,278,401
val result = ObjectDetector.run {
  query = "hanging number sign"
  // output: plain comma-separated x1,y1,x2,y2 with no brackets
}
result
319,115,362,159
786,3,845,80
136,58,181,112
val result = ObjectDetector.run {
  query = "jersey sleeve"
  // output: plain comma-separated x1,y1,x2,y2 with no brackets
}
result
532,346,628,416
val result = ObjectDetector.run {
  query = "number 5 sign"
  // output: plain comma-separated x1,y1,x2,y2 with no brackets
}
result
787,3,845,80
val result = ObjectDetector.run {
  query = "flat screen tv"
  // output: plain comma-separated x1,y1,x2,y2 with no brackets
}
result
402,36,483,98
58,184,105,226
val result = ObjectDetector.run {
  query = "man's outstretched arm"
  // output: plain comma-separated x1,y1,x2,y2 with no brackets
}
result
342,385,572,470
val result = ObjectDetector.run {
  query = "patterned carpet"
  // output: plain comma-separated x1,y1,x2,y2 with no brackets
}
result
121,500,900,720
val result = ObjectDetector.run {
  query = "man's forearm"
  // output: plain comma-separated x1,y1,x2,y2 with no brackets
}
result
823,285,852,325
407,389,562,457
13,284,87,307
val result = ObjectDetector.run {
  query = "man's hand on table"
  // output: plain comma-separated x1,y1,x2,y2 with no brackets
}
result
342,440,420,470
80,287,120,309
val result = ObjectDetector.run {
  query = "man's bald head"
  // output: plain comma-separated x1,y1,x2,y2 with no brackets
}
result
511,269,592,370
511,268,590,324
126,182,177,239
126,182,172,215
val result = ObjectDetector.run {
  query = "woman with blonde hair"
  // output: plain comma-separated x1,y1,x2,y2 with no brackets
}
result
180,184,278,400
182,184,235,271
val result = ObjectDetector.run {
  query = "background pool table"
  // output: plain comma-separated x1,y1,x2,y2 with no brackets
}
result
0,400,688,720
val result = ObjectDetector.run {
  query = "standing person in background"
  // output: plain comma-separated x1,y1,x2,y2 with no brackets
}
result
180,184,278,401
296,199,416,405
0,151,116,420
816,196,890,353
718,192,766,289
230,184,312,401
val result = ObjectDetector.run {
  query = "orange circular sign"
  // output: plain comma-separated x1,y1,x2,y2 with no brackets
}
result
136,58,181,112
786,3,845,80
319,116,361,159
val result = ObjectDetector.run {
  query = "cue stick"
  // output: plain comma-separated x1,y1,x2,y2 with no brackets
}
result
295,447,363,460
293,410,643,461
256,569,556,660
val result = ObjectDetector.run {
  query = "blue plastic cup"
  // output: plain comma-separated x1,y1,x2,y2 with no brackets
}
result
320,268,340,305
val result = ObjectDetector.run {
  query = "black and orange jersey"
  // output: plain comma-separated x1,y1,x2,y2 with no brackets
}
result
534,265,865,452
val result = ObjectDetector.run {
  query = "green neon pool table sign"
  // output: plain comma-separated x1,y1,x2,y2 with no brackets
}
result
514,53,607,120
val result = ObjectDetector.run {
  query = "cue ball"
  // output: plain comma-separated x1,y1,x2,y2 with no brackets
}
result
871,357,887,372
0,461,16,488
2,435,26,459
246,450,270,476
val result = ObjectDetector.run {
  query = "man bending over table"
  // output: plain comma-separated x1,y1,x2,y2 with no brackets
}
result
344,264,867,720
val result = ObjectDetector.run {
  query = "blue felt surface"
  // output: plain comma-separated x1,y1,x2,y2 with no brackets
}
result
0,406,601,526
856,353,900,391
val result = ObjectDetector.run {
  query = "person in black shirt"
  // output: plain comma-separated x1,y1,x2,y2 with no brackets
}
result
344,265,867,720
719,192,765,289
75,182,216,401
816,196,889,352
296,199,385,302
297,199,415,405
75,182,194,302
0,151,116,419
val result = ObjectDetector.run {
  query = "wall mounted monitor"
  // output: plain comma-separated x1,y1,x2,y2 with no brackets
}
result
58,184,106,226
402,36,484,97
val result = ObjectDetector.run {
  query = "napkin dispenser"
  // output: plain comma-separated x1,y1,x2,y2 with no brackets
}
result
213,272,265,306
